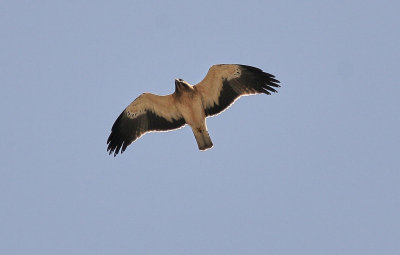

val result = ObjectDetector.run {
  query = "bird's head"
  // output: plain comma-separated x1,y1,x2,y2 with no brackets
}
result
175,78,193,92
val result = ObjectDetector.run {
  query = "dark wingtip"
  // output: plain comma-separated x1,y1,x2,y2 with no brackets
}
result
238,64,281,94
106,111,127,157
238,64,263,73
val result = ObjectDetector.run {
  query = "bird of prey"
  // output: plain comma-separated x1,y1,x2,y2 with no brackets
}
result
107,64,280,156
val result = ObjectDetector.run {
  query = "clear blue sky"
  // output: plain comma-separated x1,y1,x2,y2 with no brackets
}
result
1,0,399,254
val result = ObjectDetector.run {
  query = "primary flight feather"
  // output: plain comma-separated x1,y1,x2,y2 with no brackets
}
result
107,64,280,156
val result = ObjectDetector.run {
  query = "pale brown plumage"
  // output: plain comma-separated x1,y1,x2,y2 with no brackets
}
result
107,64,280,156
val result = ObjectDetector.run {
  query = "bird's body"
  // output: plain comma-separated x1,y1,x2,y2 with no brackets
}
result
173,83,213,150
107,64,280,156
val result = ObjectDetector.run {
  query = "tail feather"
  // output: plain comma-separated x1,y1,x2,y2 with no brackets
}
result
192,128,213,151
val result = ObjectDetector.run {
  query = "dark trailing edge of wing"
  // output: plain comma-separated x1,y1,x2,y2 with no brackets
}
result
204,80,237,116
204,65,280,116
107,110,185,156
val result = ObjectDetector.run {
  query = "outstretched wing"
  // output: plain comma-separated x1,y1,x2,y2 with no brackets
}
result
107,93,185,156
194,64,280,117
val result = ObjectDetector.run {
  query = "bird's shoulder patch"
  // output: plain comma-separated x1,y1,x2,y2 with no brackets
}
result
126,109,146,119
125,93,155,118
226,67,242,81
209,64,242,81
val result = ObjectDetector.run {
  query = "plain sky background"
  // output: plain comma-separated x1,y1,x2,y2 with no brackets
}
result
1,0,399,254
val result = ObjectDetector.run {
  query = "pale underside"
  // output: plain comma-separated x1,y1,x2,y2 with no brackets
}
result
107,64,280,155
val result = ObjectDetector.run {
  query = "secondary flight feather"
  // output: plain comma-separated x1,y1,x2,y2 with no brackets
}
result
107,64,280,156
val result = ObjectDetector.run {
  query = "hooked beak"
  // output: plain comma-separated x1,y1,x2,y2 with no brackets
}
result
175,79,182,91
175,78,184,88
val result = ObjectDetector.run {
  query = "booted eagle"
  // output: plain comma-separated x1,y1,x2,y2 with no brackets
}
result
107,64,280,156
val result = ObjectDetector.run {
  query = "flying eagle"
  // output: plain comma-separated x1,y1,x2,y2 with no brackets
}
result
107,64,280,156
